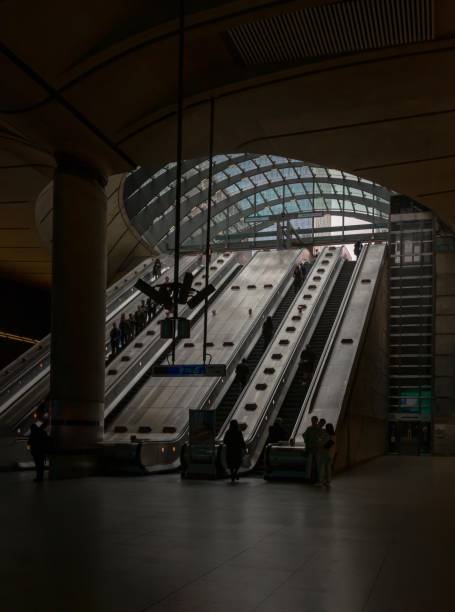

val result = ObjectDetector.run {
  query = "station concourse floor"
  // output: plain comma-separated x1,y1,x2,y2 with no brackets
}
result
1,456,454,612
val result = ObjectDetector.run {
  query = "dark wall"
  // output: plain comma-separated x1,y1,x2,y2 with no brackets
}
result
0,278,51,368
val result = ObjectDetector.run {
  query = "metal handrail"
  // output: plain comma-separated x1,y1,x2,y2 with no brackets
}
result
231,250,347,467
0,257,199,421
130,250,303,451
215,247,342,446
0,257,160,392
290,245,370,442
104,255,240,418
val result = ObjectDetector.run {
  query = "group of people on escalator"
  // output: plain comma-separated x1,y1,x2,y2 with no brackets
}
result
293,260,312,292
108,258,165,361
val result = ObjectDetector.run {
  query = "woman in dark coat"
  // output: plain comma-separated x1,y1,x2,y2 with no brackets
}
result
223,420,246,483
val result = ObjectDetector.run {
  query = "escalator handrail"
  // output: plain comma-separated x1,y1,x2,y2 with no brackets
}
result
0,257,160,393
290,245,370,442
0,258,199,419
129,250,302,449
103,255,240,419
223,248,346,462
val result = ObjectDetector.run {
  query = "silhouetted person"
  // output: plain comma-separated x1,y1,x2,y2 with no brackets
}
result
318,422,336,487
235,358,250,390
303,415,321,483
267,418,287,444
262,316,274,348
28,423,49,482
119,314,129,348
146,297,155,323
158,276,173,310
153,258,162,278
224,420,246,483
293,265,303,292
110,322,121,358
128,313,136,339
354,240,363,260
300,260,311,282
300,345,315,383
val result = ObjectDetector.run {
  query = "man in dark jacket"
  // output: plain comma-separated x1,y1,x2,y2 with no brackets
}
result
235,359,250,389
300,344,316,383
28,423,49,482
354,240,363,260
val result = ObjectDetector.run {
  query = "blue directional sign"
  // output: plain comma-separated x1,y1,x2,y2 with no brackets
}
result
152,364,227,377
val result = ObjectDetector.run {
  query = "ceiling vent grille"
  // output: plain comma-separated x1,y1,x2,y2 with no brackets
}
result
227,0,434,65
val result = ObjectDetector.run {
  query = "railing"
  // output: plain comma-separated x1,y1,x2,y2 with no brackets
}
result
290,245,370,441
0,256,202,425
134,250,305,471
223,247,345,466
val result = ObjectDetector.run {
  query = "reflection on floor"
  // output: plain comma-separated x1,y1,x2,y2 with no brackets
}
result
1,456,454,612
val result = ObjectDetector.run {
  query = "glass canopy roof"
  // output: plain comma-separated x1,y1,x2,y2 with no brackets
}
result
124,153,391,252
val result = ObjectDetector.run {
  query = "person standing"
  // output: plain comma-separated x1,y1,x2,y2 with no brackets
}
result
318,423,336,487
223,420,246,483
235,358,250,390
267,418,287,444
293,265,303,293
146,297,153,323
153,258,162,278
354,240,363,260
119,314,129,348
262,316,274,349
128,313,136,340
302,415,321,483
110,322,121,358
300,344,316,384
28,423,49,482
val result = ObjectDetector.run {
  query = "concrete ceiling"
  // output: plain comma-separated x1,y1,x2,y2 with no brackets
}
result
2,0,455,287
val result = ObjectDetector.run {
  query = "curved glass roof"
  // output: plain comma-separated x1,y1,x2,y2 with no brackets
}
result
124,154,390,252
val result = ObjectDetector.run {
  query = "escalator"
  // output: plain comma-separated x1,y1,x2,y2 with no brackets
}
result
106,260,243,427
214,280,297,435
265,244,388,479
276,260,355,437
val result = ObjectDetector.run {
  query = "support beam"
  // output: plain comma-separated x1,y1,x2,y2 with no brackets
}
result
50,154,107,478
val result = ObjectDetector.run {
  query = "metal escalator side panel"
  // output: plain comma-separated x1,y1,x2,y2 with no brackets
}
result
103,252,239,420
109,249,302,439
292,244,387,441
214,247,345,465
113,250,306,472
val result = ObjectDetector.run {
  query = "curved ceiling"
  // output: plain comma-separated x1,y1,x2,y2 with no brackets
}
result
1,0,455,285
124,154,390,251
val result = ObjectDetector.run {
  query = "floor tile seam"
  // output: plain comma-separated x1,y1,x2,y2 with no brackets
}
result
138,526,288,612
249,548,320,611
359,504,410,612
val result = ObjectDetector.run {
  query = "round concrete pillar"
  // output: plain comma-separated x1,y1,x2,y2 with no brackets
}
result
50,155,107,478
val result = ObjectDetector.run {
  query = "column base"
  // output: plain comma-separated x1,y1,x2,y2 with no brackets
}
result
49,449,100,479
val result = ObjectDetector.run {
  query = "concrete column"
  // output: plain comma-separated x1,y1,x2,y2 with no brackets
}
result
50,155,107,478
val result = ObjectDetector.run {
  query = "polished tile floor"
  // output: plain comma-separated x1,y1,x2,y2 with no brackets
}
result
1,456,454,612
